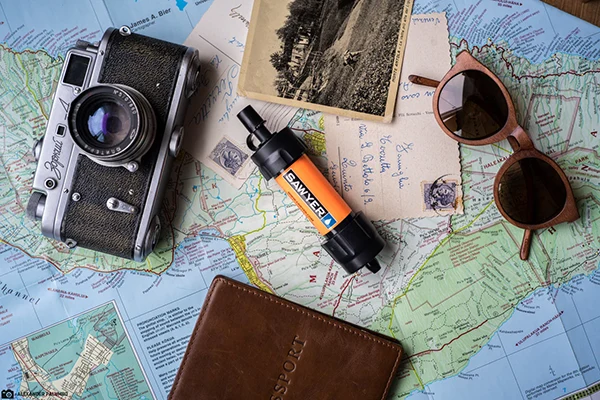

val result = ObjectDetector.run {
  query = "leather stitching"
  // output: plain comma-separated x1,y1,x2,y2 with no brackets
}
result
222,279,400,349
169,277,403,399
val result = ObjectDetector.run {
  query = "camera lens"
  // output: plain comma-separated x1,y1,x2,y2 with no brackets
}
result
69,85,156,164
86,100,131,147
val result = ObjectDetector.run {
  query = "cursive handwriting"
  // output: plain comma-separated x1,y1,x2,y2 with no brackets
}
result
358,123,368,139
379,135,392,173
219,95,240,123
411,16,442,25
362,154,375,188
330,162,340,191
229,36,245,52
44,137,64,180
193,64,239,124
230,5,250,28
392,142,414,189
341,158,356,192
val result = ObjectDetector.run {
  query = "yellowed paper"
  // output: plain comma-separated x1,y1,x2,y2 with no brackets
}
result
325,13,463,220
238,0,414,123
183,0,297,189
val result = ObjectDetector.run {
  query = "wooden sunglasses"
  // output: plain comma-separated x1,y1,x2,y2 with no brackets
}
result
409,51,580,261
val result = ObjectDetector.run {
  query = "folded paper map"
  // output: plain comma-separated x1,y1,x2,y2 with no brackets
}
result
325,13,463,220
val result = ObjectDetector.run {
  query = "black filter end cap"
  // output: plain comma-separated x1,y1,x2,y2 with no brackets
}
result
237,106,306,179
238,105,264,134
250,127,307,180
322,212,385,275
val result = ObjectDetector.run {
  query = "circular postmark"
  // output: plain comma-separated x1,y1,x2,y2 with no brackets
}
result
423,175,458,213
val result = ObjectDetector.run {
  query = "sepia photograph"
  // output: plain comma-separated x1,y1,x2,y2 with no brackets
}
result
239,0,414,122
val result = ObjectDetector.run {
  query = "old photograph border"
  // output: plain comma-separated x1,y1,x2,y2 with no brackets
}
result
239,0,415,122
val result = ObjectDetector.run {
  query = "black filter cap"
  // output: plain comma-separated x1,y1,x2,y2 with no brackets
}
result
323,212,385,274
238,105,271,144
237,106,306,180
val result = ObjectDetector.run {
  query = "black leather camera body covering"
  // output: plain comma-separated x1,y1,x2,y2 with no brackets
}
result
63,31,186,259
28,28,200,261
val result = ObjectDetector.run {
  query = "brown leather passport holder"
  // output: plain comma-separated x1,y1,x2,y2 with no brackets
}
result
169,276,402,400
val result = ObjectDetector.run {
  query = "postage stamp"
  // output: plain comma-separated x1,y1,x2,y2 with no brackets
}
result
209,137,250,177
423,178,458,211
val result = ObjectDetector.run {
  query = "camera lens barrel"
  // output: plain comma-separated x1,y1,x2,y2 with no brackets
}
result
68,85,156,165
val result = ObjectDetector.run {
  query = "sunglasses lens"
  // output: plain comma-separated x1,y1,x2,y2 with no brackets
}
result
438,70,509,140
498,158,568,225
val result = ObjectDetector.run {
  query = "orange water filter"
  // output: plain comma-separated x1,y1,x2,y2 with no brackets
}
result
237,106,385,274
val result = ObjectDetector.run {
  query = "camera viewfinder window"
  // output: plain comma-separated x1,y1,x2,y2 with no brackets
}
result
63,55,90,87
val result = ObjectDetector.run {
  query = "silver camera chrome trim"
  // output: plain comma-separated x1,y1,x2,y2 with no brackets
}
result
30,46,98,240
132,47,198,261
119,26,132,36
29,27,199,261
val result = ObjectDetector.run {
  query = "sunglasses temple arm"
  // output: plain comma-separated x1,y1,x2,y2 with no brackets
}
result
520,229,533,260
408,75,440,88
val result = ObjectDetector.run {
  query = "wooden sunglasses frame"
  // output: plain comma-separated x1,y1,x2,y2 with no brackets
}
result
409,51,580,260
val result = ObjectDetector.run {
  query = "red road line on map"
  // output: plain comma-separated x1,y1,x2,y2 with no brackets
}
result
409,319,489,360
11,344,68,400
332,276,356,317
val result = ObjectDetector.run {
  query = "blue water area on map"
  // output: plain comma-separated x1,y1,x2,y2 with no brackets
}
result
0,0,111,56
117,229,244,317
0,0,214,56
0,248,54,341
0,227,248,398
102,0,213,45
415,0,600,63
408,267,600,400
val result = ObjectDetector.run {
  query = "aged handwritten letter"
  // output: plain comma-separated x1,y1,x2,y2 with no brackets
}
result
183,0,296,189
325,14,463,220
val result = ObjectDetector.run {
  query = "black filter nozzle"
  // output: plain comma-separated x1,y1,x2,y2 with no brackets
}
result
238,105,272,147
237,106,307,180
323,212,385,275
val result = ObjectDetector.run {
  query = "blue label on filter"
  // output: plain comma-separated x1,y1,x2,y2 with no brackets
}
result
321,213,337,229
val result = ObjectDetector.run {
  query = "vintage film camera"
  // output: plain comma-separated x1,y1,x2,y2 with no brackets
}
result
27,27,200,261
